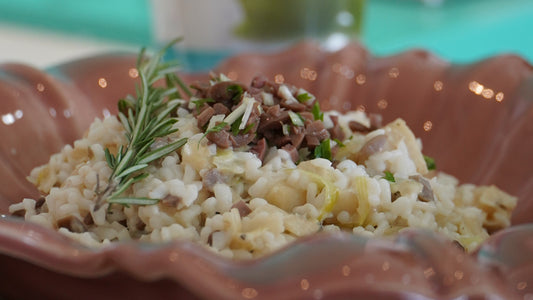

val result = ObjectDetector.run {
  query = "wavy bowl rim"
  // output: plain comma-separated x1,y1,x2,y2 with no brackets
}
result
0,43,532,299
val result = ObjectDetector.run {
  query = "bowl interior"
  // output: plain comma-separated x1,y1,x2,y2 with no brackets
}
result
0,42,532,299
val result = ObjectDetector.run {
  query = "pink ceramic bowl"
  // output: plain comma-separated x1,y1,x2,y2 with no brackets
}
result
0,42,532,299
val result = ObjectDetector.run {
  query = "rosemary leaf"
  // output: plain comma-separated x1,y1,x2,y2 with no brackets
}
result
113,149,134,177
167,72,192,97
104,148,115,169
107,197,160,206
118,112,132,133
115,163,149,179
96,39,188,208
137,138,188,165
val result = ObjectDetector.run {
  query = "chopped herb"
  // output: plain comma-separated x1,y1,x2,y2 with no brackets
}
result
313,139,332,160
282,123,290,136
384,171,396,182
230,115,255,136
242,123,254,134
201,122,228,141
191,98,214,112
333,138,345,147
424,155,436,170
312,102,324,121
296,92,312,102
227,84,244,102
231,116,243,135
288,111,305,127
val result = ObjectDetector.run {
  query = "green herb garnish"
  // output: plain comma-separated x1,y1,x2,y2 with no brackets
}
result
244,123,254,134
288,111,305,127
95,38,189,209
296,92,312,102
230,117,254,136
313,138,332,160
312,102,324,121
424,155,436,170
333,138,345,147
201,122,228,141
384,171,396,182
192,98,214,112
231,117,243,135
227,84,244,102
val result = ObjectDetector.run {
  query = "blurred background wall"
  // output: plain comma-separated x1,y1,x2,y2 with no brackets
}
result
0,0,531,69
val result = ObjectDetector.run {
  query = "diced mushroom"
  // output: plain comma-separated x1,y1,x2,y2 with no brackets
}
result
11,209,25,218
230,133,256,148
161,194,182,207
231,200,252,217
213,102,230,115
349,120,371,132
391,191,402,202
202,169,228,192
281,144,299,162
452,240,466,252
196,106,216,128
305,120,329,147
251,75,268,89
328,115,345,141
250,138,267,161
136,220,146,232
207,81,247,107
410,175,435,202
35,197,46,210
280,99,307,112
206,128,232,148
258,110,289,132
353,134,387,163
57,216,87,233
369,113,383,130
83,213,94,226
207,230,221,246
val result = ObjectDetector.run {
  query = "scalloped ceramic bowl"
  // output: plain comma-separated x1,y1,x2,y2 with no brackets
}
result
0,42,532,300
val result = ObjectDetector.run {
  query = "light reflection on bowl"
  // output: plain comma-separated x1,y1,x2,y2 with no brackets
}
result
0,42,531,299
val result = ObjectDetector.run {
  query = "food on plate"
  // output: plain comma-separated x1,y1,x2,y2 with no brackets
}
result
9,43,516,259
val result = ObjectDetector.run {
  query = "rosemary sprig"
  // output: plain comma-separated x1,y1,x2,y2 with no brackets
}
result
95,38,190,209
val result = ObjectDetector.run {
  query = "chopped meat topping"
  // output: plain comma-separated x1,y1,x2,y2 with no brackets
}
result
191,74,383,163
250,138,267,162
196,106,215,128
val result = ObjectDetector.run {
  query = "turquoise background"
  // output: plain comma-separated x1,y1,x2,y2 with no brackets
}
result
0,0,531,70
0,0,152,45
362,0,533,63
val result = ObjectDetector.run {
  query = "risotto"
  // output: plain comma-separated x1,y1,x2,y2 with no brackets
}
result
9,71,516,259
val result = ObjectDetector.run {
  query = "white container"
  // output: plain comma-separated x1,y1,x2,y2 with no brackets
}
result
151,0,365,71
